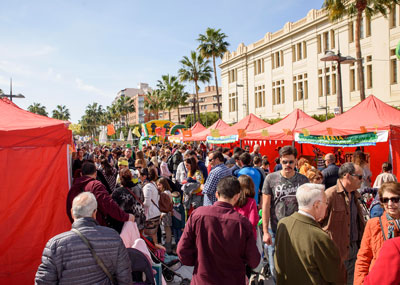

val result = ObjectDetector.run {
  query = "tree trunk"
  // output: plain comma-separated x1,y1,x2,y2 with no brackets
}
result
355,6,366,101
192,92,197,122
195,82,200,122
212,55,221,119
168,109,171,122
177,106,181,124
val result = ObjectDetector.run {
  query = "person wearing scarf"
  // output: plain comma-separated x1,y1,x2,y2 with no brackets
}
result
354,182,400,285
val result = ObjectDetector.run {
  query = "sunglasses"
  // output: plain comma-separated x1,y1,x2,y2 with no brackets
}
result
281,160,295,165
351,174,363,180
135,166,142,169
380,197,400,204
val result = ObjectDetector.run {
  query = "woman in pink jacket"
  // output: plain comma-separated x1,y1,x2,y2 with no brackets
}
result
234,175,259,239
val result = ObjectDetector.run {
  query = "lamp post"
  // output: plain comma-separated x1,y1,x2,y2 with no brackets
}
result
320,50,355,114
236,83,244,123
0,78,25,102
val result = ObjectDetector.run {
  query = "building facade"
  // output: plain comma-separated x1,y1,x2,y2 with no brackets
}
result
115,83,152,125
159,86,222,124
220,6,400,124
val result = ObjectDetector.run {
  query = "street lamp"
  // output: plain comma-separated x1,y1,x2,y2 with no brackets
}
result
0,78,25,101
236,84,244,123
321,50,356,114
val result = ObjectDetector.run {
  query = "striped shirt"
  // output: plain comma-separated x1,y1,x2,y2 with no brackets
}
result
202,163,232,206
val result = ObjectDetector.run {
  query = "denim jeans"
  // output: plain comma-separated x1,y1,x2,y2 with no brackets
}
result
267,228,276,283
172,227,183,245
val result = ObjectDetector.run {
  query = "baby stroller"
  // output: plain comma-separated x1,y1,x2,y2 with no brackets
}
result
140,233,191,285
127,248,155,284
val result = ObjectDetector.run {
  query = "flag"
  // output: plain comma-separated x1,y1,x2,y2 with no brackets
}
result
210,129,220,137
107,124,115,136
133,126,141,137
237,129,246,138
360,126,367,133
182,129,192,137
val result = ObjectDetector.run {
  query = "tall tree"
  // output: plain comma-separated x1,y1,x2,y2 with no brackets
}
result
157,74,187,122
27,102,48,116
115,96,135,127
178,51,212,121
144,90,164,121
197,28,229,119
323,0,399,101
174,84,190,124
80,102,105,137
52,105,70,120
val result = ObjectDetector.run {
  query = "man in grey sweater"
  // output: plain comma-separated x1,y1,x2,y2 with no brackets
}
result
35,192,132,284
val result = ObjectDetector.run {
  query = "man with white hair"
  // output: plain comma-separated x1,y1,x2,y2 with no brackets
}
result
274,183,346,284
36,192,132,284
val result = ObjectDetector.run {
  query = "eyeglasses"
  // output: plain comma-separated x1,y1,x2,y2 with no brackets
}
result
135,166,142,169
351,174,363,180
281,160,295,165
380,197,400,204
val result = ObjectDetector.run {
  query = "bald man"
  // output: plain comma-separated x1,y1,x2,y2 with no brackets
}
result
322,153,339,189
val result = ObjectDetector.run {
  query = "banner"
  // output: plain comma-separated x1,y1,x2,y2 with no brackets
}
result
182,129,192,137
237,129,246,138
133,126,141,137
295,131,389,147
143,120,174,136
207,135,238,144
210,129,220,137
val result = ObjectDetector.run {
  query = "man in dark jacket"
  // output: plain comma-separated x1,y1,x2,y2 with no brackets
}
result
36,192,132,284
66,161,134,226
171,145,185,175
322,153,340,189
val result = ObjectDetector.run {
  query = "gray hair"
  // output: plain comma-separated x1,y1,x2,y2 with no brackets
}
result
72,192,97,219
296,183,325,210
338,162,356,178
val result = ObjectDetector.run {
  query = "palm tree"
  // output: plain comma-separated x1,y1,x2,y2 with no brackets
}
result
27,102,48,116
52,105,70,121
323,0,398,101
144,90,164,121
174,84,190,124
178,51,213,121
115,96,135,127
197,28,229,119
81,102,105,137
157,74,183,122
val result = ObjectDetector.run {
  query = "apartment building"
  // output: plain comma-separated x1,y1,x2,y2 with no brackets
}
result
159,86,222,124
220,6,400,123
114,83,152,125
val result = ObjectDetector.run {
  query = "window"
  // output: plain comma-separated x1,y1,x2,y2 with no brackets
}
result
330,30,336,49
391,49,398,84
349,22,354,43
272,80,285,105
360,17,365,39
229,92,237,112
228,69,237,83
366,56,373,88
323,32,330,51
350,63,357,91
366,16,371,37
254,58,265,75
318,67,336,96
272,51,284,69
213,95,217,101
317,35,322,54
390,4,397,28
254,85,266,108
292,42,307,62
293,73,308,101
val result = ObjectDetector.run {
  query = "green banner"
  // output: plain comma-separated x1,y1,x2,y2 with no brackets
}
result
295,131,388,147
206,135,238,144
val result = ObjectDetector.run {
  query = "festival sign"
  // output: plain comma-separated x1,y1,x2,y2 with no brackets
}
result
143,120,174,136
295,131,388,147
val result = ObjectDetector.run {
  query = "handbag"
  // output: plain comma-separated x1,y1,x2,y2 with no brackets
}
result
71,228,116,284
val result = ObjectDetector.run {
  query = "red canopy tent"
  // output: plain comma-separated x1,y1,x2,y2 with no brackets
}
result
296,95,400,180
220,113,270,136
190,119,230,141
0,98,72,284
168,121,207,143
243,109,320,141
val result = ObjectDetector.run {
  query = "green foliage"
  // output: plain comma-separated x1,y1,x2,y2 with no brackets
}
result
185,112,218,128
263,118,283,124
311,113,335,122
52,105,70,120
27,102,48,116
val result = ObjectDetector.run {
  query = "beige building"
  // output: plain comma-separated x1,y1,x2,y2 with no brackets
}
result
159,86,222,124
220,6,400,124
114,83,152,125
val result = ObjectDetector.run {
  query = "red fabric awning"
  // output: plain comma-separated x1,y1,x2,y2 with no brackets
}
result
190,119,230,141
220,114,270,136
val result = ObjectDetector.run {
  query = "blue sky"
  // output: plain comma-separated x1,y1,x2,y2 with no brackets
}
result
0,0,323,122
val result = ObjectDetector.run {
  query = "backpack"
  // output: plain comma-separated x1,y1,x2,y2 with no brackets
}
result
167,155,174,172
156,192,174,213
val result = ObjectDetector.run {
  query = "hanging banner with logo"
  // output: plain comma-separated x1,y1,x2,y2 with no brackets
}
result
143,120,174,136
206,135,238,144
295,131,388,147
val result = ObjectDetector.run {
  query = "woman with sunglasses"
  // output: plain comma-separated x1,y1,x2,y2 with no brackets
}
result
354,182,400,285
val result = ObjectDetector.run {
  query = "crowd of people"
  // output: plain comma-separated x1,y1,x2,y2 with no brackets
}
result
34,141,400,284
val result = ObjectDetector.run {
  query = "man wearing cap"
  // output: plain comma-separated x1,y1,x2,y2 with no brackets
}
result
322,153,339,189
